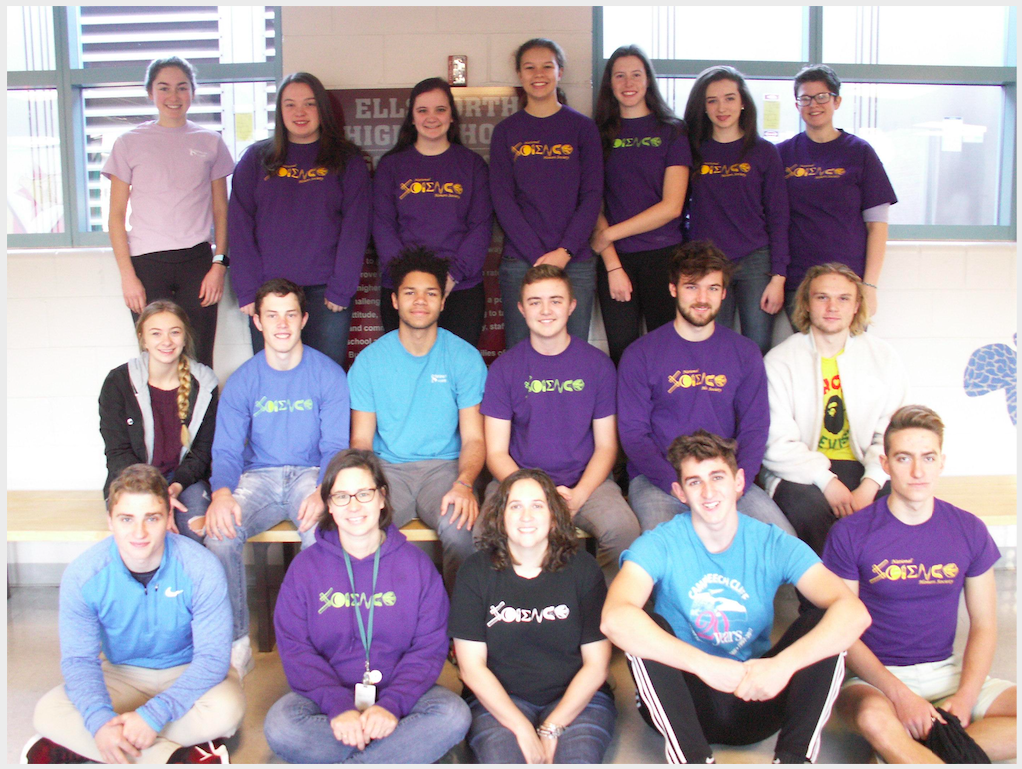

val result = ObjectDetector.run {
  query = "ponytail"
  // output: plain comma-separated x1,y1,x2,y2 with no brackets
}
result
177,357,192,447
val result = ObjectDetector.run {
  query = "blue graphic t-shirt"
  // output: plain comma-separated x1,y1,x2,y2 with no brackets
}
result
348,328,487,463
480,336,616,487
622,514,819,661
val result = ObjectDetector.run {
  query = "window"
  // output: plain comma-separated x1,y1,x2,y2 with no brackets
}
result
7,6,282,247
595,5,1017,239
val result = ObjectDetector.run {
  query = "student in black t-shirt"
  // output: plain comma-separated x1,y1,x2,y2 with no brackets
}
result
449,468,616,763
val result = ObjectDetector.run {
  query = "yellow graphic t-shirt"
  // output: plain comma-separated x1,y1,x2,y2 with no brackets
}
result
818,355,855,461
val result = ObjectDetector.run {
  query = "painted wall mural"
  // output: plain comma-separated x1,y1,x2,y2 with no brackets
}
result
964,334,1017,426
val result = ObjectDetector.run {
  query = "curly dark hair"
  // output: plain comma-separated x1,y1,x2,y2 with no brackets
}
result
477,468,578,572
387,245,449,292
318,449,393,532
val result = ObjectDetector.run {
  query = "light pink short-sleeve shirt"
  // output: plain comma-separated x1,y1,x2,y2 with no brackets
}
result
102,120,235,256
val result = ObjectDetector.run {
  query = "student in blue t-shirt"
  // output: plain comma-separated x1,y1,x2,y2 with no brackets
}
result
348,247,487,590
601,429,870,764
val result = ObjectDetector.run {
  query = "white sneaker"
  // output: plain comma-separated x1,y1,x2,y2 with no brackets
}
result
230,636,254,683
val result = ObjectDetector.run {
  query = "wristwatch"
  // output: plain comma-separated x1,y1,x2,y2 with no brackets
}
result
212,253,230,268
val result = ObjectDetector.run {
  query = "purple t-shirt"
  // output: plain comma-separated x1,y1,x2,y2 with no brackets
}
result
686,137,790,275
480,337,616,487
489,106,603,264
823,497,999,666
617,322,769,494
777,130,897,287
149,385,181,477
102,120,235,256
373,143,492,290
227,140,372,308
603,114,690,254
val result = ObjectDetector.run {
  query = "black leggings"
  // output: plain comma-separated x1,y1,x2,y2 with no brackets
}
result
131,242,218,367
596,245,677,366
380,283,486,347
773,460,891,555
628,609,844,764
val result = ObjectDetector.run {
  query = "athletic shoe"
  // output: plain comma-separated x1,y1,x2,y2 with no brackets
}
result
20,734,91,764
168,740,230,764
230,635,254,683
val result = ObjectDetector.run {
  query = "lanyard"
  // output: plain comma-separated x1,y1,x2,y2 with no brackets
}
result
342,544,381,677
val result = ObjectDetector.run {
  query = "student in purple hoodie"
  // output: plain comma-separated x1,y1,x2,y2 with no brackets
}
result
683,66,789,355
229,72,371,367
490,38,603,349
264,449,470,764
374,77,493,346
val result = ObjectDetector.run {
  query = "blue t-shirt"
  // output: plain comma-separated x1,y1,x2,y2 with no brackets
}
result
622,514,819,661
348,329,487,463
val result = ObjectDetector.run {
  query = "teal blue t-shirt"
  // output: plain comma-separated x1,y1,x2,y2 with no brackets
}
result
348,329,487,463
621,514,819,661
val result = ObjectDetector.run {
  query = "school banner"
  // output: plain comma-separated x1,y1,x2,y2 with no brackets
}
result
328,87,519,367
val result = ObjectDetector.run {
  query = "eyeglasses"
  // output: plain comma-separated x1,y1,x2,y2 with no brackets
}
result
329,488,378,506
796,92,838,107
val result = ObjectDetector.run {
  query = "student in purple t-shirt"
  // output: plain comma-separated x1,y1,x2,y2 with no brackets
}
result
490,38,603,350
374,77,493,346
778,65,897,319
823,405,1015,763
590,45,691,365
683,66,789,356
229,72,371,368
481,265,640,580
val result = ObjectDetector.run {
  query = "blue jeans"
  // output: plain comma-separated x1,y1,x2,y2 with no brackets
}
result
173,479,210,543
204,466,319,641
499,256,596,349
468,689,616,764
251,284,353,368
264,685,471,764
628,474,796,536
718,247,776,355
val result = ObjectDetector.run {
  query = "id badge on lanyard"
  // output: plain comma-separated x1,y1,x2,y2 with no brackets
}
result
344,546,384,712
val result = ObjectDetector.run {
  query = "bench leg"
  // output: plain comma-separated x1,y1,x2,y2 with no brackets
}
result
252,542,274,653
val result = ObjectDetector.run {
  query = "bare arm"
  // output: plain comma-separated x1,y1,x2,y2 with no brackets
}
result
199,176,229,307
862,221,888,316
349,410,377,451
943,569,998,726
484,415,520,483
108,176,146,314
594,211,631,303
561,415,617,514
592,165,688,251
441,404,486,530
543,639,611,728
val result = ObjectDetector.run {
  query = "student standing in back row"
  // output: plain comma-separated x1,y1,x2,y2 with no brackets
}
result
374,77,493,347
103,56,234,368
490,38,603,349
591,45,690,365
683,66,789,355
229,72,371,367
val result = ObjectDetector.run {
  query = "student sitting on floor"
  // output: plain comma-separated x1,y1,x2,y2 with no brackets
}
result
25,464,243,764
825,405,1017,762
602,430,870,764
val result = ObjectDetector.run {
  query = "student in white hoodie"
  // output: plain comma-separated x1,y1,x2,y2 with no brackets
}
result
762,263,907,554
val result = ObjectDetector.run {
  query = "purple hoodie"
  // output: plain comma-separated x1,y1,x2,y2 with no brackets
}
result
274,524,449,720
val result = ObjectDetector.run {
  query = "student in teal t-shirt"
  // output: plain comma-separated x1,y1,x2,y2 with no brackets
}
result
348,247,487,590
602,429,869,764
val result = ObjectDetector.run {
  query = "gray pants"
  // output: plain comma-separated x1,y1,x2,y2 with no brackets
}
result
381,458,477,590
629,474,797,536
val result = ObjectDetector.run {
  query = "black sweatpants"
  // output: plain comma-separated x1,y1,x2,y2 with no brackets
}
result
131,242,218,367
380,283,486,347
627,609,844,764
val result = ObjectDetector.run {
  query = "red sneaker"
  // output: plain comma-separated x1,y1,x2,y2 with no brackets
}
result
20,735,91,764
168,740,230,764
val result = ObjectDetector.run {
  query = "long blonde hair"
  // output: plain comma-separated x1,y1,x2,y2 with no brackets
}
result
135,301,197,447
791,263,871,336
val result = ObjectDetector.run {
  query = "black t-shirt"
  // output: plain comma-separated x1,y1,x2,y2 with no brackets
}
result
449,548,608,707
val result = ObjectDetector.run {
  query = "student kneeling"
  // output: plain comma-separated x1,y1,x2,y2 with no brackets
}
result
264,449,470,764
26,465,243,764
602,431,870,764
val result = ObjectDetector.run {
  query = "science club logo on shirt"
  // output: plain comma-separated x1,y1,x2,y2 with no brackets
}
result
701,162,750,178
688,573,755,656
399,177,464,200
612,136,663,149
272,165,329,183
785,163,846,180
867,558,960,586
254,397,315,417
318,587,398,613
486,600,570,627
510,141,574,160
667,369,728,394
523,376,585,395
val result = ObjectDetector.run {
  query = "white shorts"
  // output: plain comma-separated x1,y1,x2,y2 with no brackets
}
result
843,656,1015,720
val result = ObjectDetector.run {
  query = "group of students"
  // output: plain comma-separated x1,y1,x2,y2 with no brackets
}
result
100,38,895,370
21,35,1014,767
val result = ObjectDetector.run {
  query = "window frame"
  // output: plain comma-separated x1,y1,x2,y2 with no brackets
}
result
6,5,283,248
592,5,1017,241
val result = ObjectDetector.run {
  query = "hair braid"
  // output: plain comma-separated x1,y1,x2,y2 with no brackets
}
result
177,356,192,447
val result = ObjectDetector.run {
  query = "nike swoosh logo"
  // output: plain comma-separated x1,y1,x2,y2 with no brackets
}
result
164,588,184,598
